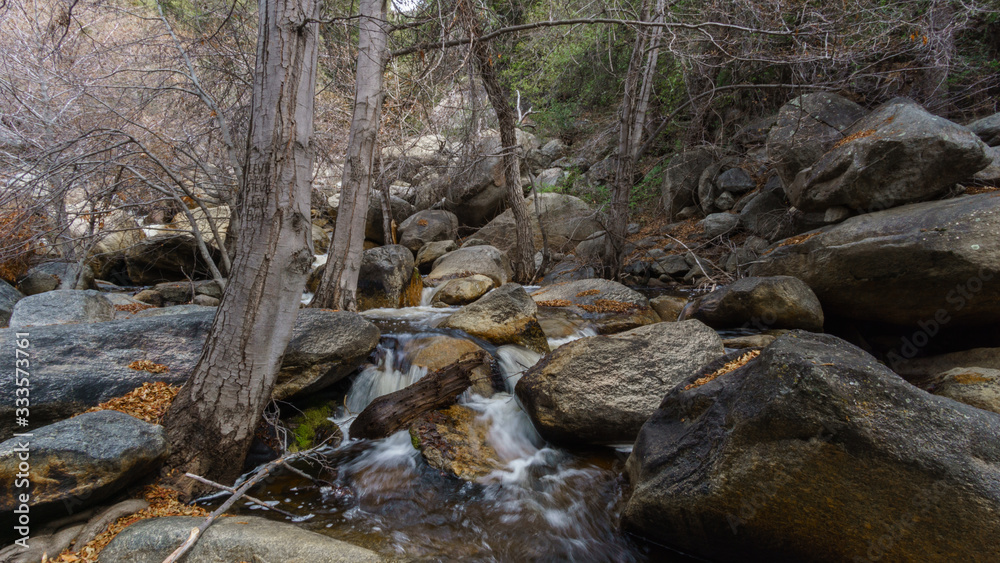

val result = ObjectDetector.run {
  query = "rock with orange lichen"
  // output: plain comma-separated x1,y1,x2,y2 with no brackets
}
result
932,367,1000,415
409,405,503,481
625,331,1000,562
530,278,659,334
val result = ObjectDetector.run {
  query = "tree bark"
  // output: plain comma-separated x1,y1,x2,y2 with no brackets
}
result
463,0,535,283
163,0,318,489
920,0,955,117
350,353,486,440
606,0,663,278
313,0,388,311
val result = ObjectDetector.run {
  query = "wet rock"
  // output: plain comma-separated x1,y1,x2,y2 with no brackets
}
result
9,290,115,328
356,245,423,311
515,320,724,445
440,283,549,355
932,367,1000,415
474,193,603,255
766,92,867,187
430,275,495,307
398,210,459,254
650,295,687,322
661,149,715,219
410,336,498,397
0,309,378,437
788,99,990,212
125,234,221,285
680,276,824,331
701,212,739,238
425,245,512,288
415,240,458,274
100,516,382,563
409,405,503,481
750,193,1000,328
968,112,1000,146
18,262,95,295
530,279,659,334
0,279,22,327
624,331,1000,563
0,411,167,515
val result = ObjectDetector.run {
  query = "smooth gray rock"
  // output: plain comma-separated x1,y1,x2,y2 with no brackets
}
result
18,262,95,295
661,149,715,219
0,309,379,438
356,244,422,311
539,257,596,285
415,240,458,274
716,167,755,194
0,279,22,327
788,99,990,212
680,275,824,331
440,283,549,354
8,290,114,328
515,320,724,445
933,367,1000,415
701,213,739,238
397,209,459,253
474,193,602,254
100,516,382,563
133,304,216,318
968,112,1000,146
624,332,1000,562
750,193,1000,328
766,92,866,187
0,411,167,515
426,245,512,288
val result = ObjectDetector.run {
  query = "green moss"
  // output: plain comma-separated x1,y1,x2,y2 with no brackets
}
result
288,405,340,452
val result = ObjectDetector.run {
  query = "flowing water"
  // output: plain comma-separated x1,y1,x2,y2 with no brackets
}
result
221,287,700,562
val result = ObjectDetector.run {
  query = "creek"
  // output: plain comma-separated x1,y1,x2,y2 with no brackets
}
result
218,287,701,562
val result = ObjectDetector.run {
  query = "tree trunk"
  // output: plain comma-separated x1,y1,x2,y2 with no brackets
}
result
464,1,535,283
313,0,388,311
350,353,486,440
606,0,663,278
163,0,318,490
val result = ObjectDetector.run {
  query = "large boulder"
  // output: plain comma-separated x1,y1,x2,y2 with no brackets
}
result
738,175,792,240
425,245,511,288
356,245,422,311
0,309,379,437
661,149,716,219
968,112,1000,146
100,516,382,563
679,276,824,331
409,405,504,480
365,195,414,244
125,234,222,284
408,336,498,397
430,274,495,306
415,240,457,273
473,193,603,254
397,210,458,254
0,279,22,327
8,290,115,328
530,278,659,334
787,99,991,212
0,411,167,516
515,321,724,445
18,261,95,295
749,193,1000,328
626,332,1000,562
169,205,230,248
440,283,549,354
766,92,866,187
892,347,1000,381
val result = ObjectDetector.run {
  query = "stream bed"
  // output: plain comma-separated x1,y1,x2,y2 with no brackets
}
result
211,290,702,562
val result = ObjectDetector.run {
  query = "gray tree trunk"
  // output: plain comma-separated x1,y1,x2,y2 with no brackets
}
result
163,0,318,489
465,1,535,282
313,0,388,311
606,0,663,277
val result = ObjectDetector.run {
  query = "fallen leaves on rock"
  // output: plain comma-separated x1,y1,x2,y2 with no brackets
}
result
966,185,999,195
575,289,600,297
832,128,877,149
114,302,156,313
536,299,572,307
578,299,640,314
128,359,170,374
685,349,761,391
50,485,209,563
84,381,180,424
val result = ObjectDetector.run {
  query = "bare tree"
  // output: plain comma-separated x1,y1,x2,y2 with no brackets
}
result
313,0,389,311
163,0,319,487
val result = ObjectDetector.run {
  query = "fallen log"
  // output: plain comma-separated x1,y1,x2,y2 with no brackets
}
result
350,352,488,440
